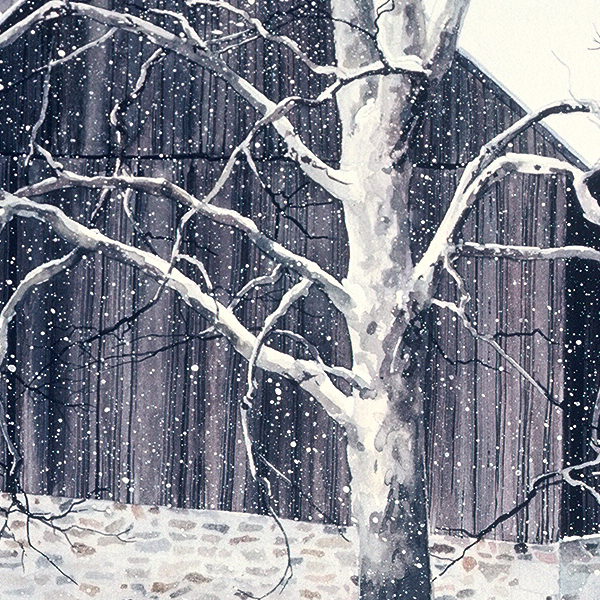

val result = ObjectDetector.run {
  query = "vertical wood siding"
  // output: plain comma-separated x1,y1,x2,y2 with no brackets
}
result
0,5,592,542
414,55,585,543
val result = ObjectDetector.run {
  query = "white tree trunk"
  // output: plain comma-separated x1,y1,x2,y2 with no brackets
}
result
331,2,468,597
0,3,472,598
337,71,432,599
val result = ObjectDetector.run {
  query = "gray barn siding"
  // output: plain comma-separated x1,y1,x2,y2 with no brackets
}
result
414,54,583,543
0,5,594,542
0,0,352,524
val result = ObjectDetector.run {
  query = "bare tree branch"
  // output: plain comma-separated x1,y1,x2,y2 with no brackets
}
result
433,472,560,580
0,192,354,423
16,170,354,313
25,65,51,165
411,102,595,298
273,329,370,391
559,390,600,505
458,241,600,263
188,0,340,76
0,0,357,198
244,279,313,410
228,264,284,312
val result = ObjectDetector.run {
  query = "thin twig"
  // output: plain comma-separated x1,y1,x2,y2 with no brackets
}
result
244,279,312,408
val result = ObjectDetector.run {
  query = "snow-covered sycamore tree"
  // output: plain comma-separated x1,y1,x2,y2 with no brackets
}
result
1,1,600,599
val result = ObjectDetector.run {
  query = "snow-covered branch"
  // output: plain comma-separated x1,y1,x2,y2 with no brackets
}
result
411,102,598,299
562,451,600,506
458,241,600,264
16,170,354,314
0,249,83,475
560,392,600,504
0,192,354,423
0,1,444,204
228,265,284,312
188,0,340,77
0,0,358,199
273,329,371,392
244,279,313,408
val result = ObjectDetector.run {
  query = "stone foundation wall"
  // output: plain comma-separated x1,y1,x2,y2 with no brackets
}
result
429,535,559,600
0,493,598,599
0,494,358,600
560,537,600,600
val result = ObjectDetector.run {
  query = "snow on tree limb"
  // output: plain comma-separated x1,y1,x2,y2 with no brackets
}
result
0,192,354,423
562,452,600,506
0,1,443,204
228,265,284,312
16,170,354,313
188,0,341,77
272,329,371,392
561,393,600,505
244,279,313,409
0,0,358,198
0,249,84,476
411,101,598,301
458,242,600,263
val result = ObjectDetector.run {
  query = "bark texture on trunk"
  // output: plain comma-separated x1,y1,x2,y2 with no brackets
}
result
345,319,431,600
330,1,469,598
337,59,433,600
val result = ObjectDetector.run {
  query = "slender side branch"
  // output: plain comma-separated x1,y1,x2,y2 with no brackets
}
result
458,241,600,264
0,249,84,474
244,279,313,408
228,264,283,312
109,47,167,153
16,171,354,313
25,65,51,165
188,0,340,76
239,277,311,524
562,452,600,505
0,193,353,423
433,471,559,579
561,393,600,505
166,90,339,282
176,254,213,292
147,8,207,50
431,298,560,408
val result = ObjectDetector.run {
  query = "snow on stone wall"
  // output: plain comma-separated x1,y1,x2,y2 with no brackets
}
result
430,535,559,600
0,493,598,600
560,536,600,600
0,494,358,599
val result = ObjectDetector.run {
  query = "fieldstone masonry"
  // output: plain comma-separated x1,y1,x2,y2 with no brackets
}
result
429,536,559,600
0,493,599,599
560,537,600,600
0,494,358,600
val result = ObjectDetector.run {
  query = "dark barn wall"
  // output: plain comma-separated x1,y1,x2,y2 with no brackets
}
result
412,54,586,544
0,4,595,542
0,0,353,525
562,187,600,538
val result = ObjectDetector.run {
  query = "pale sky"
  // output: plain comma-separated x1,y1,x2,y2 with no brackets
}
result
459,0,600,167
